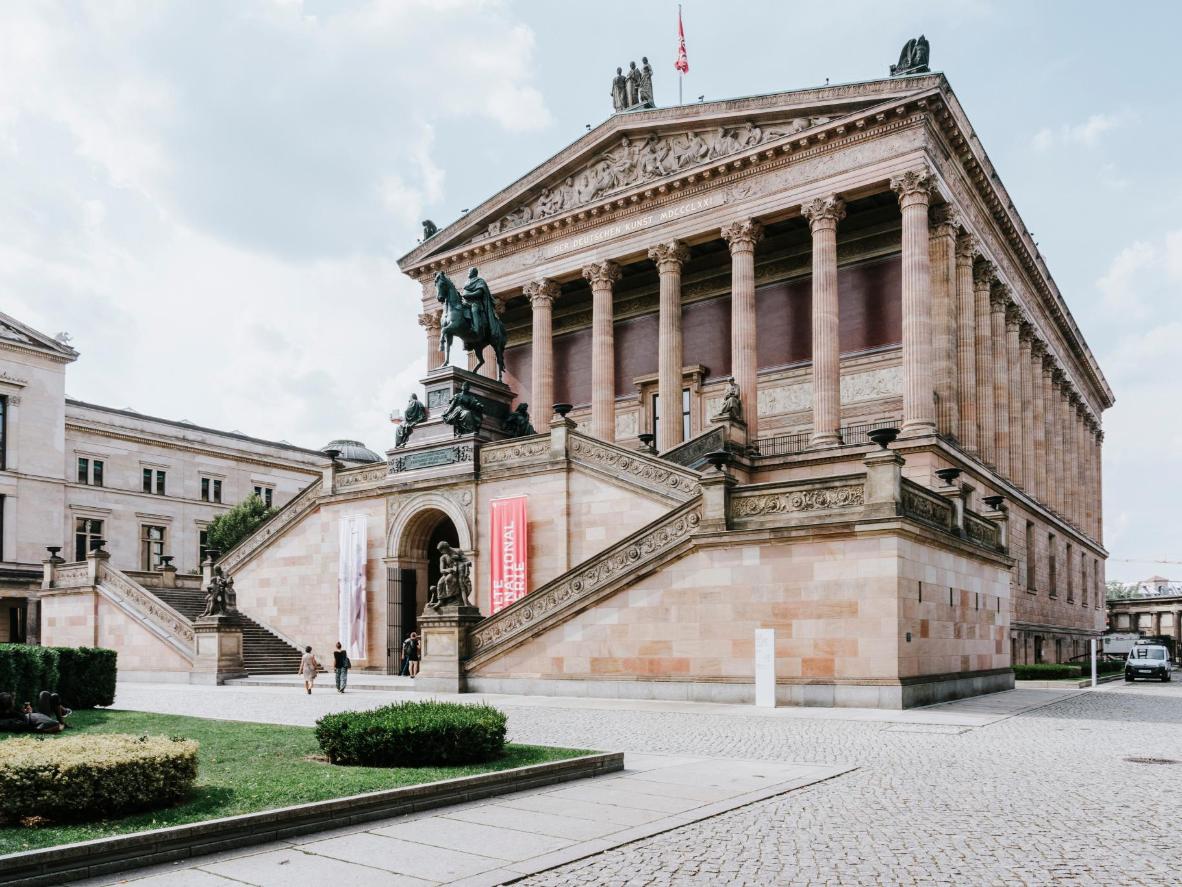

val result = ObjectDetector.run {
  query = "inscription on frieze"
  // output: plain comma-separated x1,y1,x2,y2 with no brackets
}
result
389,444,474,474
543,192,726,260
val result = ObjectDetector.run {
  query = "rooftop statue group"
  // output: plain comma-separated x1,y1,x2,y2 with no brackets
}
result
435,267,507,382
611,57,655,112
426,541,473,612
890,35,930,77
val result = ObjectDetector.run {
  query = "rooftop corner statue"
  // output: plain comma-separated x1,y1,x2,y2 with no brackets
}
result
435,267,507,381
890,35,931,77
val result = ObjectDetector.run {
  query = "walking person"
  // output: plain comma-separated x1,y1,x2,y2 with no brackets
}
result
298,645,320,694
333,641,351,693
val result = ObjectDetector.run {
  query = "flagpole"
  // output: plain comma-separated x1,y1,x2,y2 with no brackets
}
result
678,4,684,105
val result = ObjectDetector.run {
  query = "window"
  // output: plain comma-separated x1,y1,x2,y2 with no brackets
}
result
253,485,273,507
1025,521,1036,590
1095,558,1102,609
201,478,223,503
0,494,5,561
140,525,167,571
74,518,104,561
0,394,7,471
198,528,209,563
1034,636,1044,664
1081,559,1088,608
1066,544,1074,602
1055,638,1063,663
651,389,691,443
143,468,166,495
77,458,104,486
1048,533,1057,597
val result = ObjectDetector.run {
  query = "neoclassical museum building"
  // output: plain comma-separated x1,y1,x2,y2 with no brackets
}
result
39,64,1111,705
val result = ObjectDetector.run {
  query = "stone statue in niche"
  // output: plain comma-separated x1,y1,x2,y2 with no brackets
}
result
890,35,930,76
716,377,742,421
395,393,427,449
502,403,536,437
426,542,473,611
441,381,486,436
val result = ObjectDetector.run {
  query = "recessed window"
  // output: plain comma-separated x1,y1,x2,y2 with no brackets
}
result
253,485,273,507
1048,533,1057,597
77,457,104,486
201,477,223,503
1066,543,1074,602
140,525,167,571
0,394,7,471
1025,521,1036,591
651,389,691,443
198,528,209,564
74,517,104,561
143,468,166,495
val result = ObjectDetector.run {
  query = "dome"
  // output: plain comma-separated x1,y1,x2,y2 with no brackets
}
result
321,439,382,464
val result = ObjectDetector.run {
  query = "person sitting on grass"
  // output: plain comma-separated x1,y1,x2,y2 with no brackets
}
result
0,691,69,733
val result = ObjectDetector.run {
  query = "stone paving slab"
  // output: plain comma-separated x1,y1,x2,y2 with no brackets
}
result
83,754,851,886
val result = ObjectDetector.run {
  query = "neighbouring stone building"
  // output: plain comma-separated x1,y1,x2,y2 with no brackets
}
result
0,310,351,646
1107,595,1182,661
38,61,1112,704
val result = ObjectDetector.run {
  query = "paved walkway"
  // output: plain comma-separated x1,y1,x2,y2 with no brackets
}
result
78,753,849,886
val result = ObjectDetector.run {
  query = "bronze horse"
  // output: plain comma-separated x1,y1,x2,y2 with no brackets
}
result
435,271,507,381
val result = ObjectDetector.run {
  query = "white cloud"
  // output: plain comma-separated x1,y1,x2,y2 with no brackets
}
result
1096,240,1156,319
0,1,549,452
1031,111,1133,151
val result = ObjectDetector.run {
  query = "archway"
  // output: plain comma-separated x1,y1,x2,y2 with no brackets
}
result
386,506,463,674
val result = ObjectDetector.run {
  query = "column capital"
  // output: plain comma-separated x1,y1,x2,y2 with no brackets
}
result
929,203,963,239
720,218,766,252
800,196,846,234
581,260,622,289
1041,350,1057,372
1018,319,1035,342
972,258,996,288
648,240,690,273
524,278,561,308
417,310,441,332
955,230,979,261
890,165,936,208
988,280,1009,310
1030,336,1046,357
1005,300,1024,326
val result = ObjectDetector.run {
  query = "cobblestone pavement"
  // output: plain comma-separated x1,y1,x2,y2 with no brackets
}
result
107,681,1180,885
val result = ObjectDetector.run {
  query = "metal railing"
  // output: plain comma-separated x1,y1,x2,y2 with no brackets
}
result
753,419,901,457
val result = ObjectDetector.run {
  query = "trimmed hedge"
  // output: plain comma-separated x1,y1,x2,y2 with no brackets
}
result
1013,663,1081,680
0,645,117,709
0,733,198,820
316,701,507,767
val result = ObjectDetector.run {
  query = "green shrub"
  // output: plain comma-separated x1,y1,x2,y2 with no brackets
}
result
55,647,118,708
1013,663,1082,680
0,645,116,709
207,493,276,556
316,701,507,767
0,733,198,821
1096,659,1125,675
0,645,60,708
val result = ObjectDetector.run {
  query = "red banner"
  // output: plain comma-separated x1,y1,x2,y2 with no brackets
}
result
490,496,529,614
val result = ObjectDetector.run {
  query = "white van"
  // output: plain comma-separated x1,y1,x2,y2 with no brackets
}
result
1124,644,1173,682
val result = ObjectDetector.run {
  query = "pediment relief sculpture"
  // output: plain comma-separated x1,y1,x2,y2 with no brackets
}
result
482,116,832,240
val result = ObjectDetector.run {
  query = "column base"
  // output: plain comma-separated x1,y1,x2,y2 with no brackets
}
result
809,431,842,449
899,421,937,439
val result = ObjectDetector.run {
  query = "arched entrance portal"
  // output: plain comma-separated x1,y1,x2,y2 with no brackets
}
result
386,507,462,674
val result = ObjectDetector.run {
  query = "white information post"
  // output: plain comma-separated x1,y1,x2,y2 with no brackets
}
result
1090,637,1098,687
754,628,776,708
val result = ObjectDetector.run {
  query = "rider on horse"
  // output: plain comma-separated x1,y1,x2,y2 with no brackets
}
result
460,268,495,340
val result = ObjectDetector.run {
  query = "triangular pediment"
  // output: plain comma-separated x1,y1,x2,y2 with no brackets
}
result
399,75,944,271
0,310,79,362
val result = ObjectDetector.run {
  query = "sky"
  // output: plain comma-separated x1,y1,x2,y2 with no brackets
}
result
2,0,1179,581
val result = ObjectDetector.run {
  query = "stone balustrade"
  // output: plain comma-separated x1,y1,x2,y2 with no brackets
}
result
220,477,323,574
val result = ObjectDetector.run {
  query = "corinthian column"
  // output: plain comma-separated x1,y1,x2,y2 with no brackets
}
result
582,260,622,442
891,167,937,437
648,240,691,451
801,198,845,447
1030,337,1048,502
721,218,765,442
1018,321,1035,492
1041,354,1058,512
973,260,996,466
1051,369,1067,516
990,285,1011,479
524,279,561,422
1005,303,1023,489
929,205,961,440
418,310,443,372
955,233,978,455
1095,427,1105,544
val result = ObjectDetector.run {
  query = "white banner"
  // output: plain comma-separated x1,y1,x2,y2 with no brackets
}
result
337,515,367,659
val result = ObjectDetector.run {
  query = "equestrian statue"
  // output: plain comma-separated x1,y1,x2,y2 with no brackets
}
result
435,267,507,381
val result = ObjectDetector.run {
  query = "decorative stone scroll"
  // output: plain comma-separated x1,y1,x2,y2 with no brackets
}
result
731,484,865,518
480,437,551,468
900,479,955,532
97,562,195,648
221,478,324,574
661,426,725,469
467,500,703,663
482,117,832,239
568,434,699,502
389,444,474,474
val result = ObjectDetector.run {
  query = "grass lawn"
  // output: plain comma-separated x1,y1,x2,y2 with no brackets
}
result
0,708,593,855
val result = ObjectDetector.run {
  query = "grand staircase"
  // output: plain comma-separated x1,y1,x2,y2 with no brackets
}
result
152,586,303,676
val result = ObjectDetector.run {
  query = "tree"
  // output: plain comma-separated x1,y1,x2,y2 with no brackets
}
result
205,494,275,558
1105,580,1137,601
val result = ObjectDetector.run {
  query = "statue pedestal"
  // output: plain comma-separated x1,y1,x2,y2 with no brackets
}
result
415,606,483,694
192,615,246,685
401,366,517,448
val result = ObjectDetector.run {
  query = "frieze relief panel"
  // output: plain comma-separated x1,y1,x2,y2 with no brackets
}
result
615,410,640,440
730,484,865,520
481,117,831,241
480,437,551,467
841,366,903,403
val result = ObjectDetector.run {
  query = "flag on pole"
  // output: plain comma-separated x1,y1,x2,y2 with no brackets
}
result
675,6,689,74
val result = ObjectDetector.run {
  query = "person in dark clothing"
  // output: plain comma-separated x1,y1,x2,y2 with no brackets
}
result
332,641,351,693
401,632,420,678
